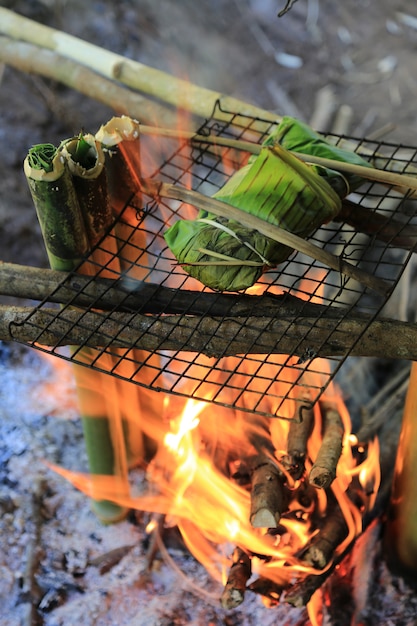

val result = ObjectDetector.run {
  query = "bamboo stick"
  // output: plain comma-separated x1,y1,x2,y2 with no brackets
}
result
0,9,280,126
137,125,417,195
5,304,417,360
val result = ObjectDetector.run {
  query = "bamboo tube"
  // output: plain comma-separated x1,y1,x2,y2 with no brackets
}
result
96,115,164,461
66,132,146,507
23,146,88,271
0,8,280,126
24,140,129,523
385,362,417,577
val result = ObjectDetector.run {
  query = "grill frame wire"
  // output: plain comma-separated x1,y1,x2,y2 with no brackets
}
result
11,104,416,418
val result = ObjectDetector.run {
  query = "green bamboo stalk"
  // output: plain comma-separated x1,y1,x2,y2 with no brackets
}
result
24,141,129,523
24,145,88,271
96,116,164,460
64,132,145,521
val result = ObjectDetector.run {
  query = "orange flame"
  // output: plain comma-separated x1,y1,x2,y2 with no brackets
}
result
41,122,381,622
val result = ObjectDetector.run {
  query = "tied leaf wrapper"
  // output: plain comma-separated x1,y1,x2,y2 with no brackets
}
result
164,137,342,292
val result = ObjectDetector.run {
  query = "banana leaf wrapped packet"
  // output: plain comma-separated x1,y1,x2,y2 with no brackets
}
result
164,117,372,291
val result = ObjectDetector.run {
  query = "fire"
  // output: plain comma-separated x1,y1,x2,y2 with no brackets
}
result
42,117,382,621
48,367,380,608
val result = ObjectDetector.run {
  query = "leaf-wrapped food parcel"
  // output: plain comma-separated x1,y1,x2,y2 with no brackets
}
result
164,143,341,291
269,116,372,195
164,116,375,292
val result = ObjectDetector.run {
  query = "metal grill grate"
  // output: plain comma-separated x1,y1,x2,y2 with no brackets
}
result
11,103,417,418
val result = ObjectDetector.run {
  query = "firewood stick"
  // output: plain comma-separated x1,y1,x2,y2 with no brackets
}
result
282,390,315,479
284,571,329,608
338,200,417,253
300,497,348,569
4,304,417,360
309,404,344,489
220,547,252,609
250,460,287,528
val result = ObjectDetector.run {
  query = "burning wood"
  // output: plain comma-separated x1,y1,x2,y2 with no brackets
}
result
249,459,287,528
220,547,252,609
309,402,344,489
299,494,348,569
282,390,315,479
216,388,374,609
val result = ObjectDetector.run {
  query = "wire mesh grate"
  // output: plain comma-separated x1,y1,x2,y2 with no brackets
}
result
11,103,417,417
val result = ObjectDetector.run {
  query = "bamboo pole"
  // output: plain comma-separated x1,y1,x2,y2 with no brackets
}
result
0,8,280,126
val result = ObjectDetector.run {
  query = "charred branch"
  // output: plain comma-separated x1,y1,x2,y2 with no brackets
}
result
281,391,315,479
339,199,417,252
309,404,344,489
220,547,252,610
247,577,283,605
299,496,348,569
250,460,288,528
284,570,329,608
4,304,417,361
0,261,368,318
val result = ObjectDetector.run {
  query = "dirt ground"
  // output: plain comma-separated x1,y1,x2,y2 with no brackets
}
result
2,1,417,624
